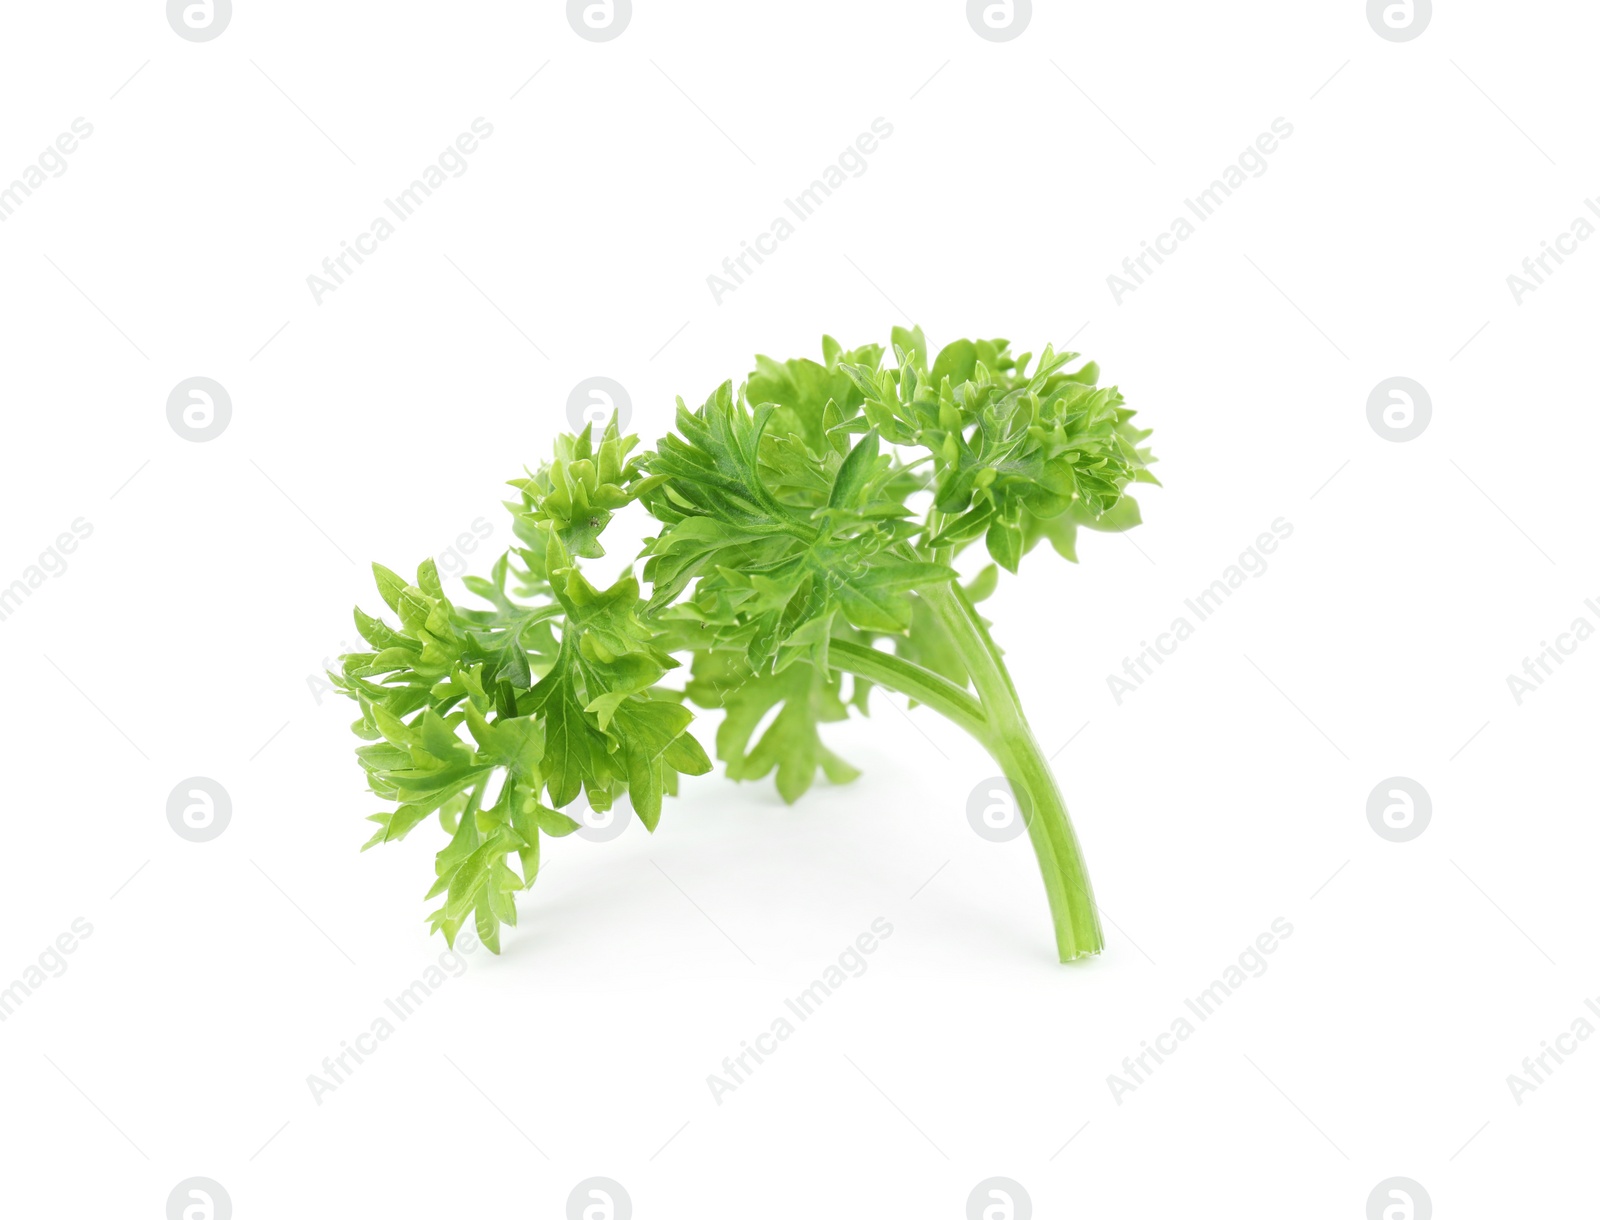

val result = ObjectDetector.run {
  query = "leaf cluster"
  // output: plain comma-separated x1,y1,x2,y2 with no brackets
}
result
334,330,1153,950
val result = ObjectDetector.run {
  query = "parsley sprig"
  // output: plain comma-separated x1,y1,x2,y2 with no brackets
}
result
333,328,1155,960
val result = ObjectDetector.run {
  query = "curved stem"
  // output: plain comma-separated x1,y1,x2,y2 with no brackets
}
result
824,585,1104,961
922,583,1104,962
827,638,987,738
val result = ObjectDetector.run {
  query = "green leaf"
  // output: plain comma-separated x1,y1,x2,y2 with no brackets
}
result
535,805,582,837
527,646,604,809
965,564,1000,604
372,563,408,614
986,518,1024,574
686,652,856,804
828,431,881,509
416,558,445,600
1081,494,1142,533
354,606,406,650
930,338,977,387
890,325,927,372
605,697,712,830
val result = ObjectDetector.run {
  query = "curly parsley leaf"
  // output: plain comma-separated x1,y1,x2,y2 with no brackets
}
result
335,331,1156,960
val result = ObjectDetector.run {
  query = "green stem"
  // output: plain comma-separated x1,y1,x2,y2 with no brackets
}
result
823,582,1104,961
826,639,987,738
922,583,1104,962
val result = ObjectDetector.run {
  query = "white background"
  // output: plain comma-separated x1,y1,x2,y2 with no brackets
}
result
1,1,1594,1216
